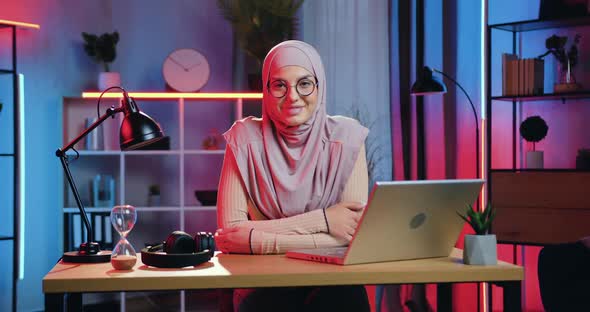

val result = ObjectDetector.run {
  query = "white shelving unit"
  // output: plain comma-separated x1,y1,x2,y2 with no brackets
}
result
61,92,261,311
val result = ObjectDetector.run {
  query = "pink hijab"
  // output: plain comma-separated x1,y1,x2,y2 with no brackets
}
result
223,40,368,219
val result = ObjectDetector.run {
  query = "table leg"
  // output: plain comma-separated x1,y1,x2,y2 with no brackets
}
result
437,283,453,312
66,293,82,312
503,281,522,312
45,293,64,312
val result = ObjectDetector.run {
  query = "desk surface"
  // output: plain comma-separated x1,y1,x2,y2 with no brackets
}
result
43,249,523,294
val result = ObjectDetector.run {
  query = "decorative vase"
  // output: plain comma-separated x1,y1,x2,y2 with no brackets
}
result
526,150,544,169
98,72,121,91
463,234,497,265
554,60,581,93
147,194,161,207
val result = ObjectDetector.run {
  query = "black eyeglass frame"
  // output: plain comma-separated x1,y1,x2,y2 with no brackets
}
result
266,76,319,98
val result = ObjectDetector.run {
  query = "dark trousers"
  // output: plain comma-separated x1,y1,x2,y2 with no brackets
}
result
538,241,590,312
238,286,370,312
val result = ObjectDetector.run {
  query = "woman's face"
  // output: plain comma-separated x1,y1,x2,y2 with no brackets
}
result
266,65,319,127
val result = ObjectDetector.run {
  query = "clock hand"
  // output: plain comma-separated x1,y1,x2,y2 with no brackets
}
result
169,56,189,71
186,61,202,71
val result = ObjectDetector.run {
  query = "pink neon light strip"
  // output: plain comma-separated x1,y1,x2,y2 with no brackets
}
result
0,19,40,29
82,92,263,99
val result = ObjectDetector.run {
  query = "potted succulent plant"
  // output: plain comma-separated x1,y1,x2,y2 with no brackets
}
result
82,31,121,91
538,34,582,93
216,0,304,90
520,115,549,169
458,203,497,265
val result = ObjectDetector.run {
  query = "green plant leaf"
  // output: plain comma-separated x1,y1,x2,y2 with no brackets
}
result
217,0,304,67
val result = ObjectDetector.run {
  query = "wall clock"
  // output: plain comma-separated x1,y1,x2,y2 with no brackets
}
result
163,48,210,92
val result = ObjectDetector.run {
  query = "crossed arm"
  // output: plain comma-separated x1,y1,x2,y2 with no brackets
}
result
215,144,369,254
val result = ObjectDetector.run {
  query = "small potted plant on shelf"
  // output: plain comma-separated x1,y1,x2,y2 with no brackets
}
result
458,202,497,265
202,128,223,150
82,31,121,91
520,115,549,169
147,184,160,207
537,34,582,93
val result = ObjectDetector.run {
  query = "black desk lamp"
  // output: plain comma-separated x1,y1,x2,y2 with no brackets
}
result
411,66,479,178
56,86,166,263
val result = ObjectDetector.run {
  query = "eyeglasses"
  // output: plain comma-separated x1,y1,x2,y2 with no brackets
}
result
267,77,318,98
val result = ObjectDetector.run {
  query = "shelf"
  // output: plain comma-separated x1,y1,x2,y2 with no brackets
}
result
0,236,14,241
489,16,590,32
63,206,217,213
490,168,589,173
491,91,590,102
184,150,224,155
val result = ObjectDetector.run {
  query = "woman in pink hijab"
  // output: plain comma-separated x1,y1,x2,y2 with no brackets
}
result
215,40,370,311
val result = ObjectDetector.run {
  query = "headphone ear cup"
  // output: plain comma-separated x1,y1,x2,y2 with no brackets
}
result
141,230,214,268
194,232,215,252
164,230,196,254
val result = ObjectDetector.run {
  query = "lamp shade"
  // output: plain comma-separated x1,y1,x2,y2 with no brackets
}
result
119,111,165,150
411,66,447,95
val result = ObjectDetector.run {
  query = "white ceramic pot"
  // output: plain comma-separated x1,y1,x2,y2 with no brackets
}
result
98,72,121,91
463,234,497,265
526,151,544,169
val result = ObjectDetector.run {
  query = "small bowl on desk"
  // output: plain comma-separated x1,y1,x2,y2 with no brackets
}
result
194,190,217,206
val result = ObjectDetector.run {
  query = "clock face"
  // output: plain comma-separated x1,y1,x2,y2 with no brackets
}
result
162,48,210,92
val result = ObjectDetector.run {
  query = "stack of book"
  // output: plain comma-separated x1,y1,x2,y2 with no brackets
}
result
502,53,544,96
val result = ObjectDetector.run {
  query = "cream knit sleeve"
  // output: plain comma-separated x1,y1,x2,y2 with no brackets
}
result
216,144,368,254
217,146,329,234
250,144,369,254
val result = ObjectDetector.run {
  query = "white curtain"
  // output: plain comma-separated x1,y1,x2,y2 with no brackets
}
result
301,0,393,184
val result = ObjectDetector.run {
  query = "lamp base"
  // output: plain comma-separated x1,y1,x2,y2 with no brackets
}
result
62,242,111,263
63,250,112,263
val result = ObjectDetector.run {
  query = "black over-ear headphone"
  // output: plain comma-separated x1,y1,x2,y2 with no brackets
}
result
141,231,215,268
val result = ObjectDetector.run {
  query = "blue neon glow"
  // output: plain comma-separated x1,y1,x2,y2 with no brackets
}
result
18,73,25,280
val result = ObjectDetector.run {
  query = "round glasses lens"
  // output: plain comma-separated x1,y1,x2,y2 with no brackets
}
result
269,81,287,98
297,79,316,96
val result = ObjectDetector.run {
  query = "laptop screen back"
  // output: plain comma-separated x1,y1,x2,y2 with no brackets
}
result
343,179,484,265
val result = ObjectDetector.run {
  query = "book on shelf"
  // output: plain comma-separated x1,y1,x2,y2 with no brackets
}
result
502,54,544,96
65,212,114,251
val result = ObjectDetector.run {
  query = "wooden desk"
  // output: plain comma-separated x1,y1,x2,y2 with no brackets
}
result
44,249,523,312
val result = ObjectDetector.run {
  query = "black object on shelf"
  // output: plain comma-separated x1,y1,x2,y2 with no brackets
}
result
194,190,217,206
539,0,588,21
56,87,167,263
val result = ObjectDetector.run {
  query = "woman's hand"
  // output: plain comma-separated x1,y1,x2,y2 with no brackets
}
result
325,201,365,242
214,227,253,254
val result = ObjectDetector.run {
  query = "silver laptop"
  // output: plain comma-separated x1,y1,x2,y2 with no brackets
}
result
286,179,484,265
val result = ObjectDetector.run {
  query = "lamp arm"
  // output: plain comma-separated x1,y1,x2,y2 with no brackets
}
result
432,68,478,130
433,68,480,179
59,107,123,154
55,106,123,249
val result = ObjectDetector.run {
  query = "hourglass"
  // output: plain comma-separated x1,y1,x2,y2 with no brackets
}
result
110,205,137,270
